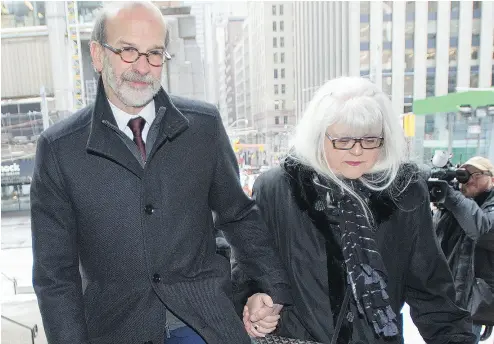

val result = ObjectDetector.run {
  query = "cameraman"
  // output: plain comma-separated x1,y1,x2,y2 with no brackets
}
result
434,156,494,343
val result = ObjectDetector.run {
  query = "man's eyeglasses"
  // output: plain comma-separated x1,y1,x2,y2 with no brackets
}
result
102,43,171,67
325,134,384,150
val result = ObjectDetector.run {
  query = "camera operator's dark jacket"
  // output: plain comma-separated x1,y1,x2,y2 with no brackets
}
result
434,188,494,325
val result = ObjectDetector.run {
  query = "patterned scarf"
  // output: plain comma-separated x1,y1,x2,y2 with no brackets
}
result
282,157,400,338
312,174,399,337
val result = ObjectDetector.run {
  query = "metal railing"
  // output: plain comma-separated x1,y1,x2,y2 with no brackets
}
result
1,272,18,294
1,315,38,344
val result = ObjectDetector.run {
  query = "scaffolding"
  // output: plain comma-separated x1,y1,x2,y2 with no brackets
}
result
65,1,86,110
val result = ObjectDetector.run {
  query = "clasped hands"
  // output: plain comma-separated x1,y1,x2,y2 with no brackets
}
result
243,293,283,338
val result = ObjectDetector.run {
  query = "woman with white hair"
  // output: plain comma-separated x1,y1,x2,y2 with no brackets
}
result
235,77,476,344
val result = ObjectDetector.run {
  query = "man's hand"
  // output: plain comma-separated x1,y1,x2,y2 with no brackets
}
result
243,293,283,338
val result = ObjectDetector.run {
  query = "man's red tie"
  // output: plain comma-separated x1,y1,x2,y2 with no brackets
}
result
127,117,146,161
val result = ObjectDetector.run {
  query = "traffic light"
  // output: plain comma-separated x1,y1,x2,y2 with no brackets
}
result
403,113,416,137
233,139,240,153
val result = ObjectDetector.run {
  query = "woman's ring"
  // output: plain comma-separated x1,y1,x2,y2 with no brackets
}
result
253,324,259,330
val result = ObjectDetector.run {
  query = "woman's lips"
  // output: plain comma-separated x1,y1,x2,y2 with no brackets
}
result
345,161,363,166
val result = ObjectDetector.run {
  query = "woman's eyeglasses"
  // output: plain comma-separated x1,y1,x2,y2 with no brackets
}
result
325,134,384,150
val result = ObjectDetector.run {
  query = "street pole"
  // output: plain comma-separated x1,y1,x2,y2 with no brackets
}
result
40,86,50,131
447,112,454,155
476,118,482,156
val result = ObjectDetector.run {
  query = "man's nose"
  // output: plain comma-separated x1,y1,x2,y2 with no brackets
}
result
132,55,151,75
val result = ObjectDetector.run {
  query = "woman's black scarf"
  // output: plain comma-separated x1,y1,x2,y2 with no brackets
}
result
282,157,408,340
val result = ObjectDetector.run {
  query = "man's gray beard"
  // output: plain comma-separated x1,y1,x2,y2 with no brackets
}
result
103,56,162,107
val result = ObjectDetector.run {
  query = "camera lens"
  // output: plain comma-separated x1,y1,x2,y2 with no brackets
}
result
456,168,470,184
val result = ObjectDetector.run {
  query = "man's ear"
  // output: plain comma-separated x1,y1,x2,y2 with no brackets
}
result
90,41,104,73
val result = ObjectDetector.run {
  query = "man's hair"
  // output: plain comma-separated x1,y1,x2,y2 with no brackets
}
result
90,1,169,47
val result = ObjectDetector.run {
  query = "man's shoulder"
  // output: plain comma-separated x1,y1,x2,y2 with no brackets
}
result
41,105,92,143
169,95,219,118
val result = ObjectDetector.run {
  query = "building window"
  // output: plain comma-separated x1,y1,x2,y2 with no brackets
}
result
274,52,278,63
428,1,438,19
449,47,458,66
405,50,414,70
275,116,280,124
382,50,392,69
428,33,437,49
281,68,285,78
451,2,460,20
471,47,479,60
280,21,284,31
281,52,285,63
426,75,435,97
280,37,285,47
273,37,277,48
383,21,392,42
426,49,436,61
360,1,370,21
280,4,284,15
273,21,277,31
272,5,276,15
360,23,370,42
283,116,288,124
281,100,286,110
404,75,414,98
274,85,279,94
470,66,479,88
274,69,278,78
281,84,286,94
448,72,457,93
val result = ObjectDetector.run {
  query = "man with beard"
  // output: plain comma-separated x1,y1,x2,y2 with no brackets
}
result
434,156,494,343
30,2,291,344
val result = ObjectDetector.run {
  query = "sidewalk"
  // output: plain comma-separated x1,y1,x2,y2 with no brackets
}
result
1,212,48,343
1,297,47,344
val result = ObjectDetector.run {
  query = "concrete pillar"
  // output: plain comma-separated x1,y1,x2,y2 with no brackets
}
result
45,1,71,112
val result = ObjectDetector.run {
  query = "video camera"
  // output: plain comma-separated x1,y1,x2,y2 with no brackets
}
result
425,151,470,203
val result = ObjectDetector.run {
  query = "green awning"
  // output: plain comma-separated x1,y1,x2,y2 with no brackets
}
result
413,90,494,115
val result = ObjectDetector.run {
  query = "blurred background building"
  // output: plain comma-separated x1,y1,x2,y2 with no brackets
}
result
293,1,494,163
1,0,206,211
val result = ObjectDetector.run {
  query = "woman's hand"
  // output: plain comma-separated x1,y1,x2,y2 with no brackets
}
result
242,293,282,337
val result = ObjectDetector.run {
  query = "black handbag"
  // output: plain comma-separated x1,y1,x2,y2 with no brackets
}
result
446,231,494,326
253,336,322,344
470,278,494,326
253,289,351,344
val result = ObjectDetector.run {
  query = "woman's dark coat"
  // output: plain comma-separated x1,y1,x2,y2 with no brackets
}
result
233,163,476,344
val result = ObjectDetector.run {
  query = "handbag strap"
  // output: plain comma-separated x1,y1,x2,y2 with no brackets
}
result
330,288,352,344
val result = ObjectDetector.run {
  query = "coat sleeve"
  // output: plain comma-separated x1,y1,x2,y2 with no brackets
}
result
443,188,494,247
405,179,476,344
31,135,89,343
208,113,292,306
